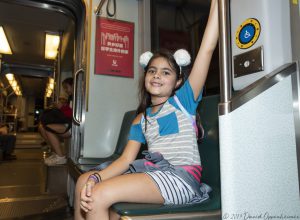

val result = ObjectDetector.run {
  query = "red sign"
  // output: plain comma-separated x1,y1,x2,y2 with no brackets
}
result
95,17,134,78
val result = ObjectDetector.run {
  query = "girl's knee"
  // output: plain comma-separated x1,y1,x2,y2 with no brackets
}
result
91,184,115,208
75,172,92,192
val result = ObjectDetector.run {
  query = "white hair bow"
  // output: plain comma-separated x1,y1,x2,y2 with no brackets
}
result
139,49,191,69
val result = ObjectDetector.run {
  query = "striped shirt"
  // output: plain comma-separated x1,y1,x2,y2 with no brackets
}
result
129,80,202,166
142,100,200,165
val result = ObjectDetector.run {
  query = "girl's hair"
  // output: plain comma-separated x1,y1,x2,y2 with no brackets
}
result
62,77,73,86
137,50,184,115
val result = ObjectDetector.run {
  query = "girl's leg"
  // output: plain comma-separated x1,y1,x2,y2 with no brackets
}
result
84,173,164,220
75,171,94,220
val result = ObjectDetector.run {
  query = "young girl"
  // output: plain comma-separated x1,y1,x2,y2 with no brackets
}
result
75,0,218,219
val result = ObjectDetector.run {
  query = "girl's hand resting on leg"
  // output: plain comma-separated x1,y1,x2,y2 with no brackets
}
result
80,180,96,212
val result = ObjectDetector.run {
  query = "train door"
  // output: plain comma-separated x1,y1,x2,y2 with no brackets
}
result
219,0,300,216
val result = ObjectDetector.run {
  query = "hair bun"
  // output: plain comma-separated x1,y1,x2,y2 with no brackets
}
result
139,51,153,67
173,49,191,67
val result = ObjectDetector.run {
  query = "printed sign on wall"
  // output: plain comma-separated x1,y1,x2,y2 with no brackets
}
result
95,17,134,78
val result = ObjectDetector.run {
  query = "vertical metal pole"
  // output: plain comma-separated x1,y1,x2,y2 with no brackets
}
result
218,0,232,114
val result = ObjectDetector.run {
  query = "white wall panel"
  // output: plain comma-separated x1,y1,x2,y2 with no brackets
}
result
219,76,300,216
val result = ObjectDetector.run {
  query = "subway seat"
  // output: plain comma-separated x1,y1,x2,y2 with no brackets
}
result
71,95,221,219
69,110,137,174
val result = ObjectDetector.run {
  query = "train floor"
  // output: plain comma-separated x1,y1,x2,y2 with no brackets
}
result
0,132,73,220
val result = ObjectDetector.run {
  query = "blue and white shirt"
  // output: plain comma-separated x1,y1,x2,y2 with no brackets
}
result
129,80,202,166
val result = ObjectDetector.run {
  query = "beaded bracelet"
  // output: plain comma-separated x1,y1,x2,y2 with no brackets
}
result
93,172,102,182
88,174,99,183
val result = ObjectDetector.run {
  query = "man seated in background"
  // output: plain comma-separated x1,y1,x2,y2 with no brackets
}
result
38,77,73,166
0,124,16,160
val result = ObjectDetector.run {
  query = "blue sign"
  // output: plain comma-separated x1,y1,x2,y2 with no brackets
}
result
235,18,261,49
239,24,255,44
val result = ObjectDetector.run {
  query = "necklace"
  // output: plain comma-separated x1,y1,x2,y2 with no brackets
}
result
150,100,167,107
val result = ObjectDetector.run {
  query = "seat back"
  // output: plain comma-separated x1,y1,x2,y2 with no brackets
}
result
197,95,220,188
114,110,137,155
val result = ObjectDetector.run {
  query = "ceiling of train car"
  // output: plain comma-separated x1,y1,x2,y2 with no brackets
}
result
0,1,71,98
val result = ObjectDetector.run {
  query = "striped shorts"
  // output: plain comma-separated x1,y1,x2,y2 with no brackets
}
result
146,170,198,205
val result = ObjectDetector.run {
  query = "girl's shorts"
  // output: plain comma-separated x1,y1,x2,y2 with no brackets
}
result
146,170,200,205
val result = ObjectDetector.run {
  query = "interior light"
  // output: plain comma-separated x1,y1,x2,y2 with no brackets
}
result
45,77,55,98
11,80,17,87
46,86,52,96
46,92,52,98
5,73,14,81
45,33,60,59
5,73,22,96
0,26,12,55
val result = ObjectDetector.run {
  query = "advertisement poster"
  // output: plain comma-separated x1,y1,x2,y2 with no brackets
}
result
95,17,134,78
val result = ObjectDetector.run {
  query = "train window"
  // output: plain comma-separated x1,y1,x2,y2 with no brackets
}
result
150,0,220,96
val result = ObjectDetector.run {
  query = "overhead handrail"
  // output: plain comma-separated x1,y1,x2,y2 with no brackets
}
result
94,0,116,17
218,0,232,115
219,62,297,115
73,68,84,125
94,0,106,15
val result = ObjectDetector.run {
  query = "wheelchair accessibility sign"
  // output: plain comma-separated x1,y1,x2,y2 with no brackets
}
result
236,18,260,49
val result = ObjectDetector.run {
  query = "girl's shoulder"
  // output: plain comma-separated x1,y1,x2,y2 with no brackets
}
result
132,113,143,125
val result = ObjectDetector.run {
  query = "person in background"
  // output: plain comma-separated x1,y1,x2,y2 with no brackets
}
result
0,124,16,160
39,77,73,166
74,0,218,219
57,96,72,119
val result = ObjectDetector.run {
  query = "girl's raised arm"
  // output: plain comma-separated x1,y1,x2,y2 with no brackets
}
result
189,0,219,100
